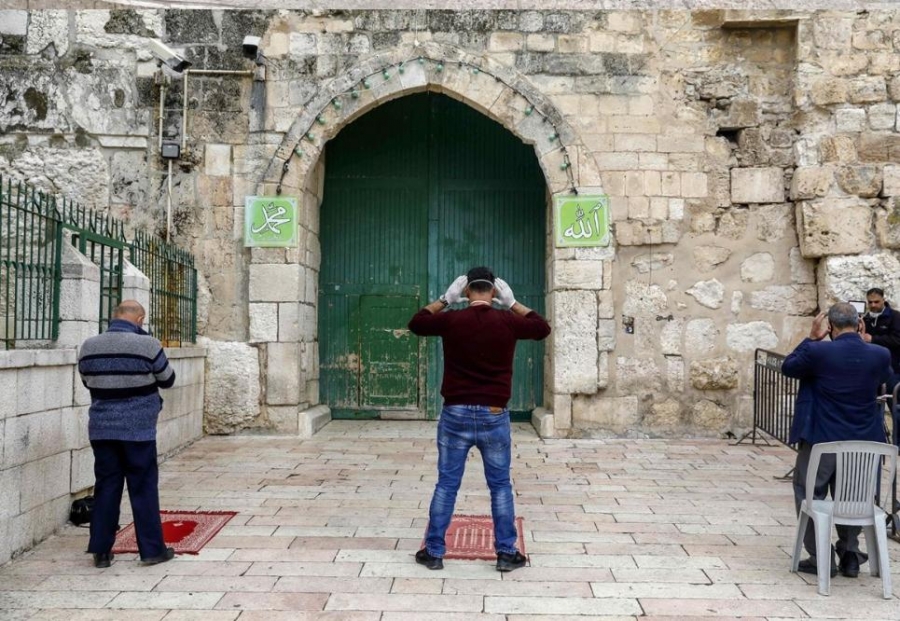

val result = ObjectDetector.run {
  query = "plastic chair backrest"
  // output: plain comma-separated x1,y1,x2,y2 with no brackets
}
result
807,441,898,520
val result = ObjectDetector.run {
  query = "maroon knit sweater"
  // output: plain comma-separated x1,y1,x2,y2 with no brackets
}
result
408,305,551,407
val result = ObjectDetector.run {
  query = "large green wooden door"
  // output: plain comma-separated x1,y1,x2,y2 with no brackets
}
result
320,93,545,419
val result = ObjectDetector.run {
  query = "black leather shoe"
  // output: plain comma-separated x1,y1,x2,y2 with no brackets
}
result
141,547,175,565
797,555,838,577
415,548,443,570
93,552,113,568
496,551,528,572
839,552,860,578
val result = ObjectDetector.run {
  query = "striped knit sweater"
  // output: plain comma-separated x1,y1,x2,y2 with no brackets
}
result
77,319,176,442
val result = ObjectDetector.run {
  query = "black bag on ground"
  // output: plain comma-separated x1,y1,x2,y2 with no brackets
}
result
69,496,94,525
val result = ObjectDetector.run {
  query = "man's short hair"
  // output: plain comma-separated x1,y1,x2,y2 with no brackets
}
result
113,301,145,318
828,302,859,330
866,287,885,298
466,266,495,294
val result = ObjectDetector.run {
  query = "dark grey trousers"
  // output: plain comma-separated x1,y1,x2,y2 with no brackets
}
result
793,442,865,562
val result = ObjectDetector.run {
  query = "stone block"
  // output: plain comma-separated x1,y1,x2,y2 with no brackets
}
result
203,340,260,434
834,108,866,133
690,399,729,432
16,367,73,417
726,321,778,353
616,356,661,393
266,342,301,405
572,395,639,433
686,279,724,310
597,319,616,352
0,369,16,420
868,103,897,130
666,356,684,393
857,132,900,162
597,290,614,320
622,281,668,317
249,303,278,343
0,10,28,35
818,253,900,307
835,165,882,197
876,198,900,249
790,166,833,200
298,405,330,438
531,408,557,438
551,290,599,394
267,405,299,434
883,164,900,196
204,144,232,177
752,203,794,242
59,245,100,322
849,77,887,104
278,303,301,342
790,247,817,284
552,260,604,290
740,252,775,283
659,319,683,356
820,135,857,163
488,32,523,52
550,393,572,430
19,452,69,513
692,246,730,273
645,397,682,431
680,172,708,198
685,319,718,357
70,446,94,493
690,357,739,390
0,465,21,519
249,264,303,302
731,167,784,204
810,78,847,105
796,199,872,258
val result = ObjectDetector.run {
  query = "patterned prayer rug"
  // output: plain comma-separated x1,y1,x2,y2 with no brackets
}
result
422,514,526,560
112,510,236,555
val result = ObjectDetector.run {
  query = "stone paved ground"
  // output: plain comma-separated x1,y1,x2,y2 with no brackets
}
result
1,420,899,620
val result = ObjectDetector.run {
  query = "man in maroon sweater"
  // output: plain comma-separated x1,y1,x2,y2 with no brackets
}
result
409,266,551,572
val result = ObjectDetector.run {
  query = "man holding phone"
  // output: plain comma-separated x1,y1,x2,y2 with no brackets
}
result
860,288,900,387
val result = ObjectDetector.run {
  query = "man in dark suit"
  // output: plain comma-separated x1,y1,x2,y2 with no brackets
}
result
783,302,893,578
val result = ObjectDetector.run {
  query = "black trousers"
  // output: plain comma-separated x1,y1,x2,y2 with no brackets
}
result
793,441,864,562
88,440,165,559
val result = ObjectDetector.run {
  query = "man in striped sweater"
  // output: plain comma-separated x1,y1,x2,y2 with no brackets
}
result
77,300,176,568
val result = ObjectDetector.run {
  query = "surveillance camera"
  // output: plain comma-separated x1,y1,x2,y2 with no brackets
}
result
148,38,191,73
242,35,261,60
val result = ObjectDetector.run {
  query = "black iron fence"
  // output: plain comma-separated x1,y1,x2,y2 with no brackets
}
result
0,174,197,348
735,348,798,448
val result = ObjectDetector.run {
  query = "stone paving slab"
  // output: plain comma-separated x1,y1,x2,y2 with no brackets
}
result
1,420,899,620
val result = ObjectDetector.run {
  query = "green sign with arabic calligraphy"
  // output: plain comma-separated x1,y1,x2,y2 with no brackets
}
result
554,195,610,248
245,196,299,247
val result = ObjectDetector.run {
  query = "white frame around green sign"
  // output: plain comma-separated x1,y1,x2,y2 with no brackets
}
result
554,194,610,248
244,196,299,248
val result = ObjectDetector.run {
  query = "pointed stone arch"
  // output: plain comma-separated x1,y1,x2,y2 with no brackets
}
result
249,41,611,439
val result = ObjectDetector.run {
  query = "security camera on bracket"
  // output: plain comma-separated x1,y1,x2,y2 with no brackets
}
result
148,38,191,74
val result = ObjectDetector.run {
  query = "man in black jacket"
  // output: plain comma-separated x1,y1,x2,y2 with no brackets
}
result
860,288,900,387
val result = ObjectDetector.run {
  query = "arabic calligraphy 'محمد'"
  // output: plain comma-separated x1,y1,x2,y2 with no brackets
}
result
252,202,290,235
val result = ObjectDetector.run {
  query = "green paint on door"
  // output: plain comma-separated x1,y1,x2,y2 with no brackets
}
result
320,93,546,420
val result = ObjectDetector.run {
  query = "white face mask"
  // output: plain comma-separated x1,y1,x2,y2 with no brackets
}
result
868,310,883,319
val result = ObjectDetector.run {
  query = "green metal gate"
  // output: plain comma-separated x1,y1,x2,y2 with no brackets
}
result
319,93,546,419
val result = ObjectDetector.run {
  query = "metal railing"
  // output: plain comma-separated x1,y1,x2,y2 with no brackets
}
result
735,348,798,449
0,174,197,348
58,194,127,333
0,176,63,346
130,231,197,346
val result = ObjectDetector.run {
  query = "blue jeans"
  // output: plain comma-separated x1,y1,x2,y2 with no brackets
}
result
424,405,519,558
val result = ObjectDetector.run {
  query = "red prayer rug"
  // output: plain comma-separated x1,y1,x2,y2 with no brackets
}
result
422,514,526,560
112,510,236,555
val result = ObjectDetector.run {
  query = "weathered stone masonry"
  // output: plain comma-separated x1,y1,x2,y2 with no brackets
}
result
1,8,899,438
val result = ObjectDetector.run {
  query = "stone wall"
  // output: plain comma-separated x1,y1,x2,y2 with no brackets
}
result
2,8,899,438
0,346,206,565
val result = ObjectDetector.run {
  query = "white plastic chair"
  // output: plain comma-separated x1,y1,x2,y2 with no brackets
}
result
790,440,898,598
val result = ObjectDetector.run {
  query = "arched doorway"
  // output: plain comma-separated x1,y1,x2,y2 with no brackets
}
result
318,92,546,420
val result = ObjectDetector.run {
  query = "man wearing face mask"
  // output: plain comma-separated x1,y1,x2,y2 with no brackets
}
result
408,266,550,572
783,302,893,579
860,288,900,388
